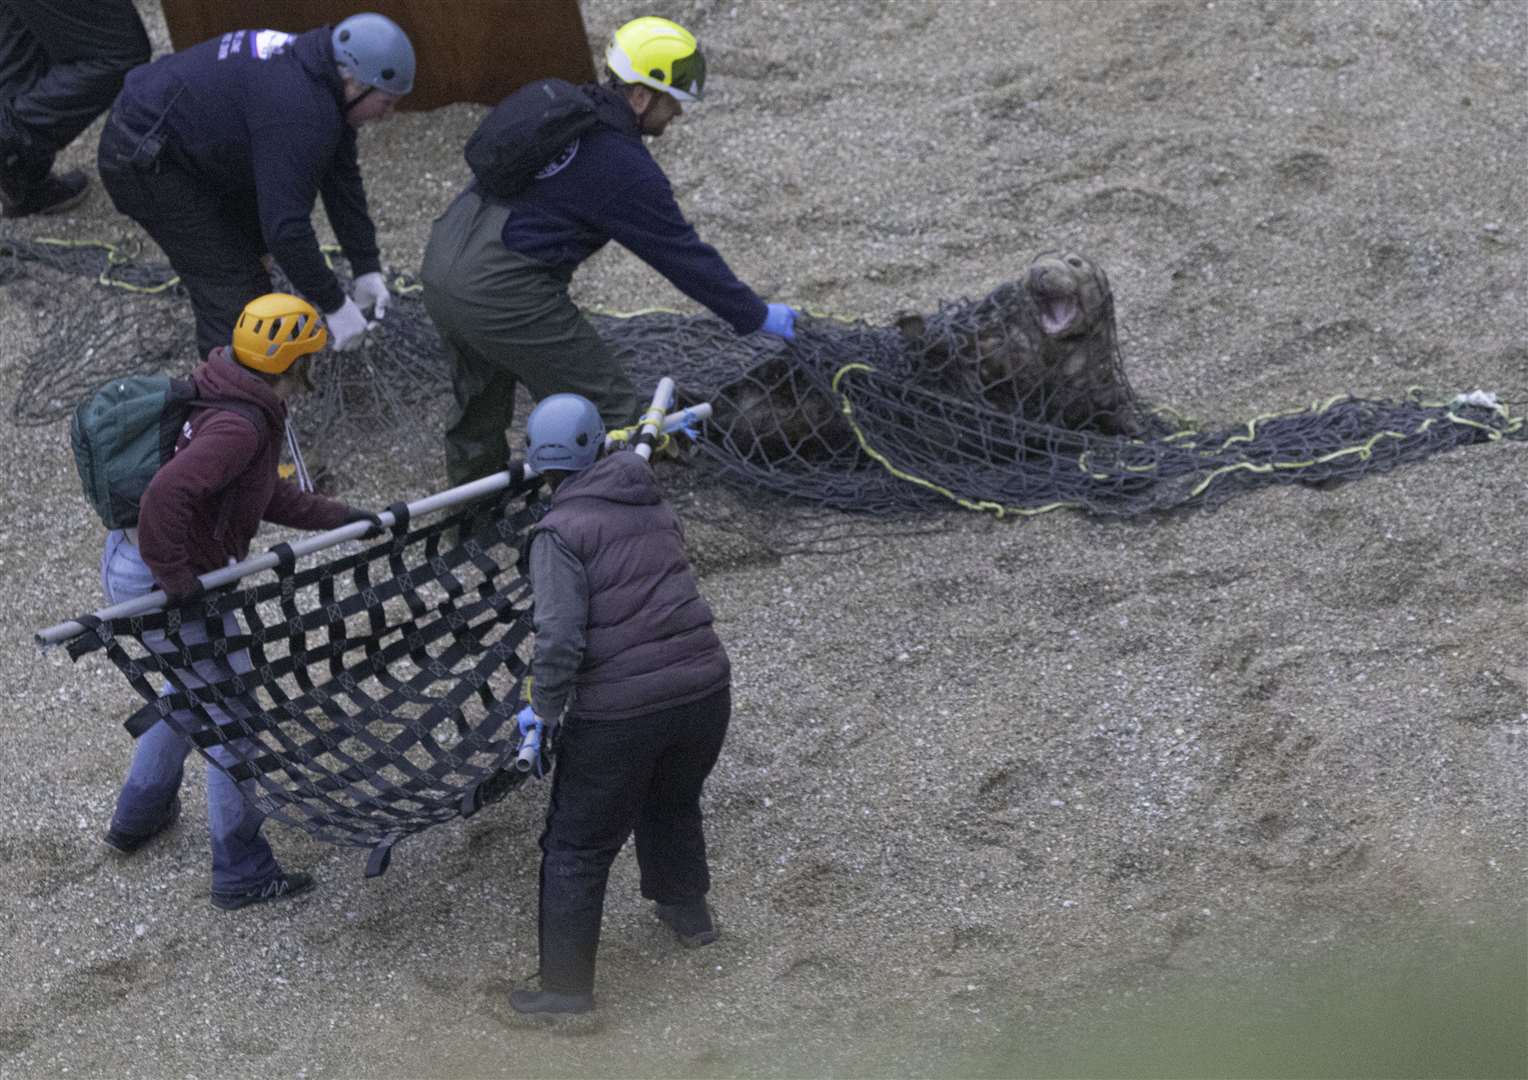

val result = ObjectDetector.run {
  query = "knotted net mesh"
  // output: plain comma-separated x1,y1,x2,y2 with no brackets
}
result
9,232,1521,521
599,252,1522,516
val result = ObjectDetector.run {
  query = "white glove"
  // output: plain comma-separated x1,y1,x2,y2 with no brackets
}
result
351,270,391,320
325,296,372,352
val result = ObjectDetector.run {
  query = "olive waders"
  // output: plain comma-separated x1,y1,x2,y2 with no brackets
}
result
421,188,640,487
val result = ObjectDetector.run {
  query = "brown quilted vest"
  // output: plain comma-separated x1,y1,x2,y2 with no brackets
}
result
534,452,730,720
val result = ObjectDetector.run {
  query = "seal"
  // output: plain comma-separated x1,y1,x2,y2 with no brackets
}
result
699,250,1148,465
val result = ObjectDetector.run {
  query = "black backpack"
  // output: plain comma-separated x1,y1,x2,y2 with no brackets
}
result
464,79,616,199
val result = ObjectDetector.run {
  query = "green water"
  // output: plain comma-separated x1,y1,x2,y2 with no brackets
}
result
973,917,1527,1079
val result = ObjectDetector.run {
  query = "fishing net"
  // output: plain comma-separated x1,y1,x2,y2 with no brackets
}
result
602,250,1523,516
6,230,1523,520
63,494,541,876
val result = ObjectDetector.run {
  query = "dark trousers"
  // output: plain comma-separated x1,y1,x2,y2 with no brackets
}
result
538,686,730,993
98,116,270,358
0,0,148,184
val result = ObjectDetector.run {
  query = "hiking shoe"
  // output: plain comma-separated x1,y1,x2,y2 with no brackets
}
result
0,168,88,218
509,987,595,1015
102,795,182,854
210,870,314,911
656,900,718,947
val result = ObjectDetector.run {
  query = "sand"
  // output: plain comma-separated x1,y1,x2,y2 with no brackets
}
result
1,1,1524,1077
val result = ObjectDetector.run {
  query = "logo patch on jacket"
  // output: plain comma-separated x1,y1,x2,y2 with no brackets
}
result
253,30,295,60
534,139,580,180
217,29,294,61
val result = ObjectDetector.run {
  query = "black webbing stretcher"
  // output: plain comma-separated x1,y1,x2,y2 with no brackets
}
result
37,387,703,877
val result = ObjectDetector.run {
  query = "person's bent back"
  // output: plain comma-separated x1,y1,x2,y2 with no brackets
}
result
98,14,414,357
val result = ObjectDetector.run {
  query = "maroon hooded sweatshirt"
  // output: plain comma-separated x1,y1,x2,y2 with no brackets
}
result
136,347,349,598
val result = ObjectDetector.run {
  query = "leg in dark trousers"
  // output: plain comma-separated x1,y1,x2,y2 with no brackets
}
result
98,119,270,357
636,688,730,905
429,308,523,488
0,0,149,154
536,687,730,994
0,0,148,205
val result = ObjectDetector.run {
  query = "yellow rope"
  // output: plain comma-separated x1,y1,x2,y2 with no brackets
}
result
829,362,1519,514
829,362,1079,519
1184,394,1521,500
35,236,181,294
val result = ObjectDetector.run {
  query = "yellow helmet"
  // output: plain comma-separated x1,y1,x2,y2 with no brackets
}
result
606,16,706,103
232,293,327,375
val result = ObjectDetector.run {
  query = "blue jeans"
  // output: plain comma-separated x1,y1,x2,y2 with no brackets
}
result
102,530,279,893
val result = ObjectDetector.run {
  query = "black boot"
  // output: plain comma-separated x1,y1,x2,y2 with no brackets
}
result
509,986,595,1015
656,899,718,947
0,166,88,217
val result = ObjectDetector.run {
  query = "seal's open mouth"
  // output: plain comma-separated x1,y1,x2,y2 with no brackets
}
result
1026,258,1086,337
1036,293,1080,336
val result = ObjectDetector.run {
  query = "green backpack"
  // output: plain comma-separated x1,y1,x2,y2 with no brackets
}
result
70,373,261,529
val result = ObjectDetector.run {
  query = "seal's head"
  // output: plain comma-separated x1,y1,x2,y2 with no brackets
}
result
1025,251,1114,340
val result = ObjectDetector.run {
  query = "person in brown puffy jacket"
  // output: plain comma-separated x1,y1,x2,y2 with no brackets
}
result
100,292,381,911
509,393,731,1018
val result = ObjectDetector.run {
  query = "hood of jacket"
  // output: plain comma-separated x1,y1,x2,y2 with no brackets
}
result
191,347,287,434
550,451,661,510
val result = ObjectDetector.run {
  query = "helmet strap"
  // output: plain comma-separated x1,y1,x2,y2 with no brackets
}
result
343,84,377,116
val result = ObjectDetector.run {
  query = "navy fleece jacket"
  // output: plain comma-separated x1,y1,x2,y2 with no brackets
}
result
496,86,768,336
112,25,380,314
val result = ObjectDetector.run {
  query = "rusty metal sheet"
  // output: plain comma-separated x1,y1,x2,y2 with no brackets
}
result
158,0,595,110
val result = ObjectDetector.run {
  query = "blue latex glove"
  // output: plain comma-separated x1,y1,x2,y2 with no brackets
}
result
672,407,703,444
760,302,797,342
515,705,551,778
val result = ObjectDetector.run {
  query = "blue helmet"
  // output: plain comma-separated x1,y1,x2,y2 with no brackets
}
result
332,13,415,96
526,394,605,473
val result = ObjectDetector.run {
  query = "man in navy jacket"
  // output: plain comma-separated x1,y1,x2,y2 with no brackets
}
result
97,13,414,358
422,16,798,488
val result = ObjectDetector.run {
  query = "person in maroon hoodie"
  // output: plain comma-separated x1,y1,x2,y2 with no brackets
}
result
100,291,380,910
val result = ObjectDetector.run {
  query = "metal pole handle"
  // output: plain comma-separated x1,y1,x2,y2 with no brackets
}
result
36,402,710,647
